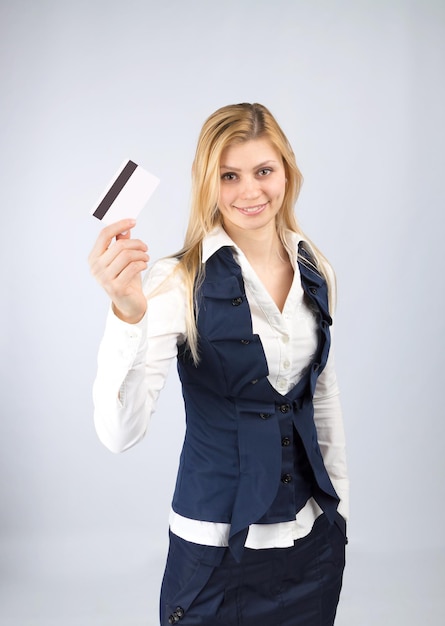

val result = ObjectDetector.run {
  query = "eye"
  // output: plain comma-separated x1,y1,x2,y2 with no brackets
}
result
221,172,238,181
257,167,272,177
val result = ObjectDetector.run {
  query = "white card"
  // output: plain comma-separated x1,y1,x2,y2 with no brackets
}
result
91,159,160,224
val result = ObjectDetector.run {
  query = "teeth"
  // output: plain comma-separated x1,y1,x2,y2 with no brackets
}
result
239,204,264,212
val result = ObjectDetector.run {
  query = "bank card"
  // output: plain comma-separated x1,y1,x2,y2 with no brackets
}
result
91,159,160,224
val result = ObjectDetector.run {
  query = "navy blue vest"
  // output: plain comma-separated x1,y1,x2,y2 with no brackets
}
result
173,244,339,562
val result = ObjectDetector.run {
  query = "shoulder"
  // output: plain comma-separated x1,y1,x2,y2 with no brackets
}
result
316,255,337,313
288,231,338,310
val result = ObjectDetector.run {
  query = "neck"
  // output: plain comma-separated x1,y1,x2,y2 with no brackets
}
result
222,222,288,268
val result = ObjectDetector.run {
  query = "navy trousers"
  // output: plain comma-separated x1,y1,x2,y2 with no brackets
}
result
160,513,346,626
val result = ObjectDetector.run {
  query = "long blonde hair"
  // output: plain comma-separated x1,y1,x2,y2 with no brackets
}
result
174,103,334,363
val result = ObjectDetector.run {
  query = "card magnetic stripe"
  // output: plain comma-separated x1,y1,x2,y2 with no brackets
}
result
93,160,138,220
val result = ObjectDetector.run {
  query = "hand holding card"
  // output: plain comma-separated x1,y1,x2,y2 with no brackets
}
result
88,217,150,324
88,159,158,322
91,159,160,225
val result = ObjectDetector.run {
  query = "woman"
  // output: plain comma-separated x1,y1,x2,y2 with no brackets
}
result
89,103,349,625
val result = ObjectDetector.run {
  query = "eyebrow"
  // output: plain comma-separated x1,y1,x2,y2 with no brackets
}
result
219,160,279,172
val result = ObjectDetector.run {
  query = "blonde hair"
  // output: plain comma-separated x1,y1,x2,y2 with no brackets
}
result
173,103,335,363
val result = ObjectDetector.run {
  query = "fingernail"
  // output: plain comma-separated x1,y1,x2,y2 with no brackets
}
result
120,230,128,235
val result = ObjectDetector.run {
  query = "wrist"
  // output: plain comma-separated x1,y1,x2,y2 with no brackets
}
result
111,303,146,325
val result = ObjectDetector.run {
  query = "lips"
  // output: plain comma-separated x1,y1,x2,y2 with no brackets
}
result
233,202,268,215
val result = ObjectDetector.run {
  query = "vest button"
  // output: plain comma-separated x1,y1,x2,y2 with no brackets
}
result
240,339,250,345
279,403,291,413
281,436,291,446
281,473,293,484
259,413,271,420
251,379,258,385
168,607,184,623
309,287,317,295
232,297,243,306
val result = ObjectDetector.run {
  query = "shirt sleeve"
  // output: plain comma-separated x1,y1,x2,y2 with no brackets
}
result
92,258,187,453
313,332,350,522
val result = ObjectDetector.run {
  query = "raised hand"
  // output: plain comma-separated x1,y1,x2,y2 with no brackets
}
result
88,219,149,324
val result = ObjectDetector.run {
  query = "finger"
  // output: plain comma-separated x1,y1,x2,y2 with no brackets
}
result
100,248,150,283
97,237,148,272
89,239,149,283
89,219,137,263
105,260,149,304
113,260,149,290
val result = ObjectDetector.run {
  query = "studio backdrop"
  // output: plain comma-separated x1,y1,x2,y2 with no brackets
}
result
1,1,444,624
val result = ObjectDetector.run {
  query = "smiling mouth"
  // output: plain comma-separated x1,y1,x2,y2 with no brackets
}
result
234,202,268,214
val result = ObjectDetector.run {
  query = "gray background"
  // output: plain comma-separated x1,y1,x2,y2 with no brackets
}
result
1,0,444,624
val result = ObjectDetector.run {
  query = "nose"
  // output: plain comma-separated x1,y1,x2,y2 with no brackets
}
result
239,175,261,200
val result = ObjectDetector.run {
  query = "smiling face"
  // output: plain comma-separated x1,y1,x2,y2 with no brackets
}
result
218,137,286,239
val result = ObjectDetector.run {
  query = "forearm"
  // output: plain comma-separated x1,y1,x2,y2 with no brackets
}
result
92,257,187,453
93,309,152,452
